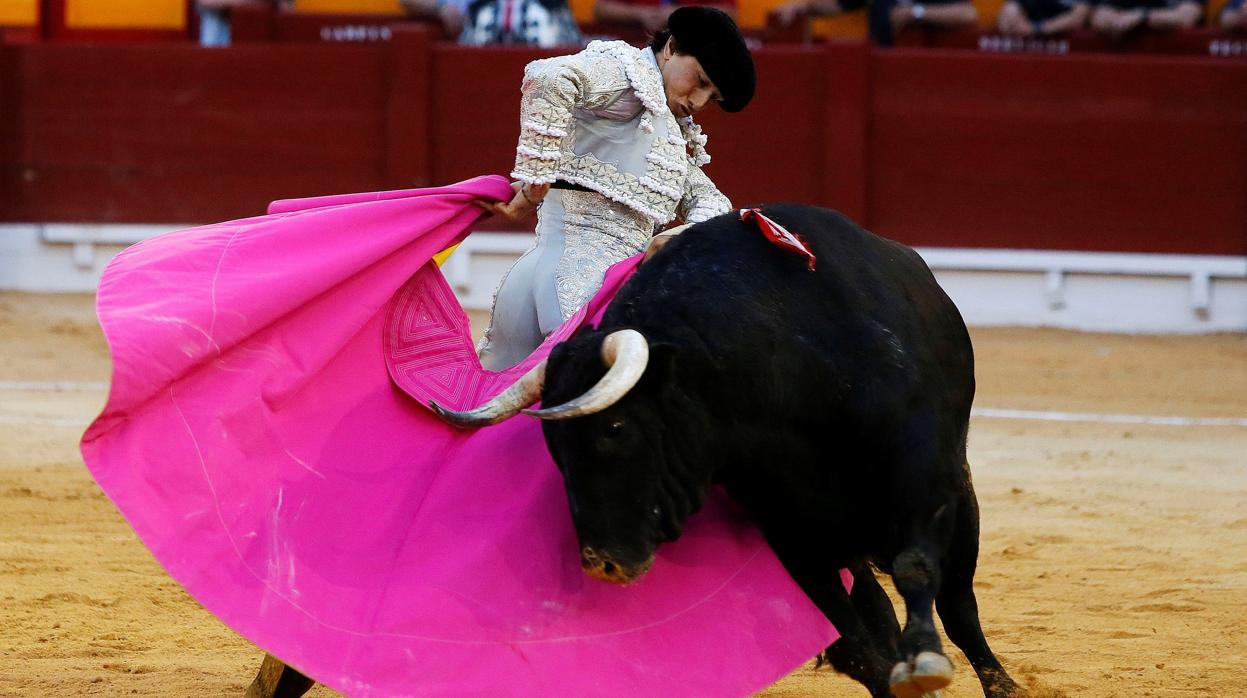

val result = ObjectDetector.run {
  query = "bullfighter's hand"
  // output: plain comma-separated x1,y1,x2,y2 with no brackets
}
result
642,223,692,264
475,183,549,222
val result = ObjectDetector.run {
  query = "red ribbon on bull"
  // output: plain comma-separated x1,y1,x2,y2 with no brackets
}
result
739,208,817,271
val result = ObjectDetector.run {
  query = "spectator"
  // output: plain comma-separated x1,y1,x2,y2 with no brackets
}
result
400,0,471,37
196,0,291,48
1089,0,1202,38
595,0,737,34
996,0,1090,35
1221,0,1247,30
456,0,583,45
772,0,976,45
888,0,978,34
771,0,851,25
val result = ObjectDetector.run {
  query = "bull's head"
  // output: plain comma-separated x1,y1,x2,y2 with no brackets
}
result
433,329,709,585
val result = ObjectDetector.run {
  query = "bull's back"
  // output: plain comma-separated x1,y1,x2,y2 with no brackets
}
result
613,204,974,424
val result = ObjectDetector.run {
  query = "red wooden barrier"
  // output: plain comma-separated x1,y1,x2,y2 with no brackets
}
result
1,36,1243,255
386,25,434,187
0,46,16,210
1,42,391,222
869,49,1247,254
822,40,872,223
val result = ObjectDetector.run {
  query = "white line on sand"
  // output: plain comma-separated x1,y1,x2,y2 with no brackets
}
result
0,415,91,428
0,380,109,392
971,407,1247,428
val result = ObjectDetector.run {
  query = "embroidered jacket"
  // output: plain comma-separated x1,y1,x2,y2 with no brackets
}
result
511,40,732,226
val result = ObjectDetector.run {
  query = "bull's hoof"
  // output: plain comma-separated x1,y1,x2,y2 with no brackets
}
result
889,651,954,698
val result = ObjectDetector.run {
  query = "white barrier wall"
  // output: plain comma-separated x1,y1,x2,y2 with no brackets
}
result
2,224,1244,333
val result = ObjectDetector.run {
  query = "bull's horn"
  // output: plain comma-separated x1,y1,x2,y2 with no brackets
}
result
430,360,546,428
523,329,649,421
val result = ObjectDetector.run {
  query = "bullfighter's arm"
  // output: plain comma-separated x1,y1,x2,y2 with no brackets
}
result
643,166,735,260
676,165,731,225
644,164,727,260
511,53,630,186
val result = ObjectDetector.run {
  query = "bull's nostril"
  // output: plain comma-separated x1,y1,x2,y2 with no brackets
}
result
602,561,616,575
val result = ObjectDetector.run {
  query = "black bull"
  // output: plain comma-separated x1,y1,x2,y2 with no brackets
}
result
533,205,1020,698
249,205,1021,698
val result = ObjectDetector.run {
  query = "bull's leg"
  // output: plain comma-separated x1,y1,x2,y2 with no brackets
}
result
769,544,897,697
887,466,962,698
846,563,902,662
843,571,951,698
934,484,1021,697
815,579,899,698
880,419,972,698
244,653,315,698
888,519,956,698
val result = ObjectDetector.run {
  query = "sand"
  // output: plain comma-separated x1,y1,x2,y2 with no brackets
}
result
1,291,1244,697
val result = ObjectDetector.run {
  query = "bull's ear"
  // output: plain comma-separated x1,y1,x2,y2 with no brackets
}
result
642,341,680,388
645,342,716,421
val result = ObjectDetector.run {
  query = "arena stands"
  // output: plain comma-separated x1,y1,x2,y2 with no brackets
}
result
4,0,1244,51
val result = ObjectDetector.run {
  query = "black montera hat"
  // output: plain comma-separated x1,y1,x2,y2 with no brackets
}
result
666,7,755,113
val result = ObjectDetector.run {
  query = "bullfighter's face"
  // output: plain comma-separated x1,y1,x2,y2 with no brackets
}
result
656,39,722,119
541,334,704,585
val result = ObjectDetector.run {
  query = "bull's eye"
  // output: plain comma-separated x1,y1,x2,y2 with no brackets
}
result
596,418,630,452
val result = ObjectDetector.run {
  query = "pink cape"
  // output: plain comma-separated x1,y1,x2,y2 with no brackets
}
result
80,175,837,697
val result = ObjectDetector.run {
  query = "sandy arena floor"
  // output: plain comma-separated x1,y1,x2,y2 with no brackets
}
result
1,292,1244,697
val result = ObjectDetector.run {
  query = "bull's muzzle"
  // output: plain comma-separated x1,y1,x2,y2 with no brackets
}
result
580,546,653,585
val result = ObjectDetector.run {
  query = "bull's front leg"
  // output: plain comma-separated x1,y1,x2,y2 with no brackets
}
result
766,539,897,697
880,429,971,698
244,653,315,698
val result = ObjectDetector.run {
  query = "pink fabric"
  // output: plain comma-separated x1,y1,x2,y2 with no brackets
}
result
81,175,835,697
383,240,639,411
